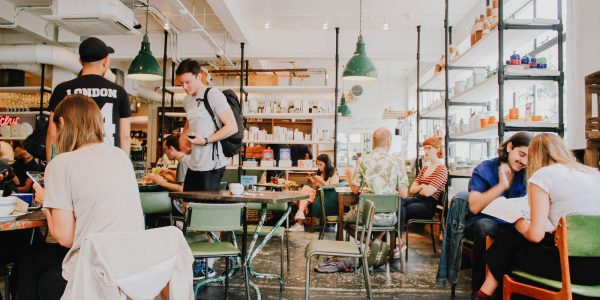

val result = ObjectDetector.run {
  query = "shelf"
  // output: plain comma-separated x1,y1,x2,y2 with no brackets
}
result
449,169,473,178
421,103,445,118
0,111,49,116
163,85,334,94
450,71,559,104
245,113,335,120
244,140,334,145
0,136,27,141
0,86,52,93
450,20,556,69
421,72,445,90
451,121,559,139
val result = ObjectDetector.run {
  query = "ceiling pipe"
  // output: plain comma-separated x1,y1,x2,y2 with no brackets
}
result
0,45,80,73
166,0,234,66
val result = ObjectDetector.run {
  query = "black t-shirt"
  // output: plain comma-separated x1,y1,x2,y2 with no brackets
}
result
49,74,131,147
12,158,42,193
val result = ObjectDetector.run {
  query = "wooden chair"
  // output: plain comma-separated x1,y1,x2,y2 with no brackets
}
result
503,215,600,300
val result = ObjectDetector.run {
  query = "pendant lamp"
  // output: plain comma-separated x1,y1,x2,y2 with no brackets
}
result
343,0,377,81
338,94,352,117
127,0,162,81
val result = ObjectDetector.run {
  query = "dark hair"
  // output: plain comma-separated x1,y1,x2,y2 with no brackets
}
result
316,154,335,181
175,59,201,76
498,132,532,163
164,134,181,151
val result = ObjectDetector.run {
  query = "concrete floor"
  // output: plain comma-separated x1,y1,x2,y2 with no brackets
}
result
0,226,473,300
198,225,472,300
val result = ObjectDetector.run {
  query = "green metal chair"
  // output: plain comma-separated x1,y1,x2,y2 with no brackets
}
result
140,192,172,228
503,215,600,300
184,202,250,299
305,199,376,300
405,190,448,261
235,202,289,289
309,185,341,240
347,194,404,275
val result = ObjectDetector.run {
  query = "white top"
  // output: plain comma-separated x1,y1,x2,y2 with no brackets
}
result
182,87,230,172
44,143,145,281
528,163,600,229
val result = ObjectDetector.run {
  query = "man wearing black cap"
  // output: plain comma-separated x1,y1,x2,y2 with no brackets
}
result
45,37,131,160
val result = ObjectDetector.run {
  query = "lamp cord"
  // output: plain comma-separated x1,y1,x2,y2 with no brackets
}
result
359,0,362,35
145,0,150,35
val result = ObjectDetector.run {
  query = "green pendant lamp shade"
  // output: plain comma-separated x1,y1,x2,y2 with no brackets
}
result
338,94,352,117
343,35,377,81
127,34,162,81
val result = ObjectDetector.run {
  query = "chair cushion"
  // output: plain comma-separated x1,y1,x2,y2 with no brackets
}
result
305,240,360,258
511,271,600,298
185,232,209,244
188,242,240,257
234,225,285,237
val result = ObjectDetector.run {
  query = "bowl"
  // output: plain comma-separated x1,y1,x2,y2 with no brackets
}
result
229,183,244,195
13,193,34,205
0,197,17,216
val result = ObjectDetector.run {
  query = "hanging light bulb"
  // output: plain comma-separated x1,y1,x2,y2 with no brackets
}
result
127,0,162,81
322,17,329,30
264,16,272,29
382,21,389,31
343,0,377,81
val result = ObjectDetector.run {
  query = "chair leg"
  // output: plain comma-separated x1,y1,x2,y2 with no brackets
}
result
319,220,326,240
430,223,437,253
280,236,285,283
242,254,250,299
361,255,372,300
405,222,411,261
225,257,229,299
286,222,290,271
305,255,312,300
385,232,391,281
451,283,456,298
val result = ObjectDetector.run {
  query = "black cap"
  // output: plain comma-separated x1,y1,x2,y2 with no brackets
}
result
79,37,115,62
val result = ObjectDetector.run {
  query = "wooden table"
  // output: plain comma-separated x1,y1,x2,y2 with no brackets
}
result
170,190,309,299
0,210,46,232
336,191,359,241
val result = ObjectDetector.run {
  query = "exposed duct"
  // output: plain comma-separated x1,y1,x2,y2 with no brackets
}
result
0,45,80,73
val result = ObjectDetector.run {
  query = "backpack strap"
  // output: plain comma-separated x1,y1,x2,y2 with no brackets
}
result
199,87,220,162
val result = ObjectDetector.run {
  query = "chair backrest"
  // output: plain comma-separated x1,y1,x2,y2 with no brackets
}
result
564,214,600,257
140,192,172,215
358,194,400,214
357,199,376,248
308,184,342,218
185,202,245,232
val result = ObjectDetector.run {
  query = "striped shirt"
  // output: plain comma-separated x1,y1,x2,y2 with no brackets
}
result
415,164,448,201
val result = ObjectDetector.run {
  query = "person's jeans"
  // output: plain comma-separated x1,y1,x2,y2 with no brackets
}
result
183,167,226,192
399,196,436,226
464,214,510,292
15,243,69,300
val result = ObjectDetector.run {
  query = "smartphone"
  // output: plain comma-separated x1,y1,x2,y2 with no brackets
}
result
26,171,44,188
187,135,196,139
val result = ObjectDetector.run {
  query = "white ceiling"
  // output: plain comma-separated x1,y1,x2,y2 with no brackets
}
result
0,0,486,78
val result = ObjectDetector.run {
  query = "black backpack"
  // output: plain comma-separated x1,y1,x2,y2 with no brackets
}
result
201,88,244,157
23,114,49,161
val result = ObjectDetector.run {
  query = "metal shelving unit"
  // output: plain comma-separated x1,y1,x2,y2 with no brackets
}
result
441,0,564,180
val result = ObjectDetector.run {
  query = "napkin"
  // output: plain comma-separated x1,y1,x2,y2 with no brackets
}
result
13,198,29,214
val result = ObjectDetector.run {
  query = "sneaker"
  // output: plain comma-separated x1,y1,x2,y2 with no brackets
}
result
373,241,390,268
294,211,305,220
393,239,408,258
367,239,381,267
288,222,305,232
193,260,216,279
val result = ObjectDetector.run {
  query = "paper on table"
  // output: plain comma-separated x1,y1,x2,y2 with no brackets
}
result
482,196,554,231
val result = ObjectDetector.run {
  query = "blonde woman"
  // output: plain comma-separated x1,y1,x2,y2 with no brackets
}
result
17,94,144,300
474,134,600,299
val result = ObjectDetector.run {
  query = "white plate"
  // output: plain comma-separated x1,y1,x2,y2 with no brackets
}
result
0,212,27,222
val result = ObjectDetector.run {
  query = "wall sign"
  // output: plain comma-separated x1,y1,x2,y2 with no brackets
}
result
0,116,21,126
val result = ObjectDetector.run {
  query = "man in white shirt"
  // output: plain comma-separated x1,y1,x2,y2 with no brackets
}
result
175,59,237,192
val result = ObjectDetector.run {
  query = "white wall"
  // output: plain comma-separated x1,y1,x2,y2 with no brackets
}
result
566,0,600,149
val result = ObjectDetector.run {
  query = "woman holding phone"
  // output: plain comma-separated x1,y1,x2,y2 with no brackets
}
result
289,154,339,232
16,94,144,300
